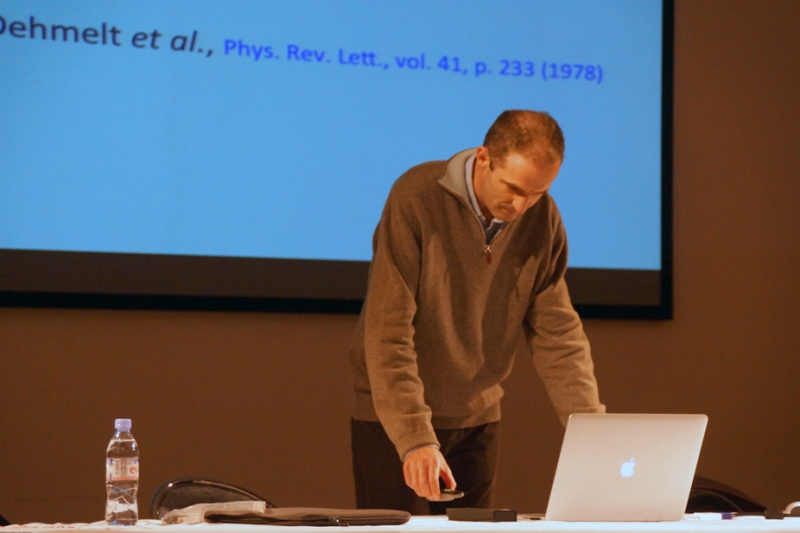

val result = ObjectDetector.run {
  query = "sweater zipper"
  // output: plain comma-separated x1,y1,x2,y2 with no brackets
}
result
484,225,507,264
447,184,503,266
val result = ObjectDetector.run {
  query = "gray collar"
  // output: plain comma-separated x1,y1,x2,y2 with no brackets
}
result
439,148,476,200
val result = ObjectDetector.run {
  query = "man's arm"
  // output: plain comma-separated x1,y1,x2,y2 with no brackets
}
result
362,175,456,498
525,277,605,425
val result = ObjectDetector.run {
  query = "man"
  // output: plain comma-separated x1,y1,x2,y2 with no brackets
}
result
349,110,605,514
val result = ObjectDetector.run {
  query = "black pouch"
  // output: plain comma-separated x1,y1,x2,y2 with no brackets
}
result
206,507,411,526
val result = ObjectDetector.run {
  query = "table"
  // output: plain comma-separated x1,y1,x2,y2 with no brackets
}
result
2,516,799,533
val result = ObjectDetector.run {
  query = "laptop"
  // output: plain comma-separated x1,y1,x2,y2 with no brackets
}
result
545,413,708,522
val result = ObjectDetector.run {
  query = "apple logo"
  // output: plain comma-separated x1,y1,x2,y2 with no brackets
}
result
620,457,636,478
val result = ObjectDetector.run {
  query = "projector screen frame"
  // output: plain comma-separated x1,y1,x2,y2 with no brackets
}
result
0,0,674,320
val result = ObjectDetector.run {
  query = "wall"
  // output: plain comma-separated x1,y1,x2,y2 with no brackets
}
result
1,0,798,523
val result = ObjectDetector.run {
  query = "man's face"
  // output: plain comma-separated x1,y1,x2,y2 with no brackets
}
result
472,146,561,223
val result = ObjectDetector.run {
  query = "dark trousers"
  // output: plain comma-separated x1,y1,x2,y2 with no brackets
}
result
351,419,500,514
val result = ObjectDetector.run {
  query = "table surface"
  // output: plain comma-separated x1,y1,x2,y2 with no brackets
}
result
2,515,800,533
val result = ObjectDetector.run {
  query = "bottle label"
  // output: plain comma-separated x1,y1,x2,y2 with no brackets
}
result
106,457,139,481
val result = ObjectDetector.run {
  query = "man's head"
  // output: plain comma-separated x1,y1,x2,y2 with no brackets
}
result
483,109,565,168
472,110,565,222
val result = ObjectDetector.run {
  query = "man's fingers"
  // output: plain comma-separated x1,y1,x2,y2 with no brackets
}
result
425,458,440,499
402,446,459,500
440,461,457,490
403,461,413,489
405,461,422,497
403,446,443,498
403,453,426,498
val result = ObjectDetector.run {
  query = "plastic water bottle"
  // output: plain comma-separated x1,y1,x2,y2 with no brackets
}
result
105,418,139,525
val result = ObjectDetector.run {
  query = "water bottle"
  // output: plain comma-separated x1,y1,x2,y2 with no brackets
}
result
105,418,139,525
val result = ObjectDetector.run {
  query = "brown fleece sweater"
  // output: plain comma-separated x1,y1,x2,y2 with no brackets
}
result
349,149,604,459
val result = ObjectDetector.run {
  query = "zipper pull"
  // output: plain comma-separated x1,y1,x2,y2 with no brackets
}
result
485,244,492,264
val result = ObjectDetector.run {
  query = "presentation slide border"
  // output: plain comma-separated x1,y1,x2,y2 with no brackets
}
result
0,0,674,320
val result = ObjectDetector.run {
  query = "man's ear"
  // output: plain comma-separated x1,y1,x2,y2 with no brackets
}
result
475,146,491,170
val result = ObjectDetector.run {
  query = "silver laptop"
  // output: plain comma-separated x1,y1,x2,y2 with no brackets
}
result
545,413,707,522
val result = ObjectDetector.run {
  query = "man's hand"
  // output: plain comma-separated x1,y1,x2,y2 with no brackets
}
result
402,446,456,500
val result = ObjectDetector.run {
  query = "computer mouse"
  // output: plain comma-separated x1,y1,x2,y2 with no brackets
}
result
427,489,464,502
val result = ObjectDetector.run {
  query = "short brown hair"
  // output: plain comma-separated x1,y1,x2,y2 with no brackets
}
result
483,110,565,167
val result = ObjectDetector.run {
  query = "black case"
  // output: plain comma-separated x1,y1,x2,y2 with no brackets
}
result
206,507,411,526
446,508,517,522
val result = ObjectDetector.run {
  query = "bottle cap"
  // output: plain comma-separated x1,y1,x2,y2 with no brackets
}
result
114,419,132,432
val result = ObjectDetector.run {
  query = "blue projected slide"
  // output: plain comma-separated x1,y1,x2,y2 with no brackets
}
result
0,1,663,270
